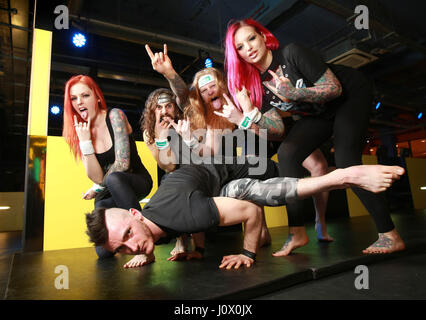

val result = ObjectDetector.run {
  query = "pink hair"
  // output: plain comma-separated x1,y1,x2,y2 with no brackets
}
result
224,19,279,111
62,75,107,161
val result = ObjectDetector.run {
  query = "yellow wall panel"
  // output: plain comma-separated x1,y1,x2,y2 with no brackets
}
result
43,136,158,251
135,141,159,207
264,206,288,228
28,29,51,137
405,157,426,210
264,154,288,227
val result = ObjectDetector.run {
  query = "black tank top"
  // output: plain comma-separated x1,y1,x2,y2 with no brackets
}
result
95,109,149,176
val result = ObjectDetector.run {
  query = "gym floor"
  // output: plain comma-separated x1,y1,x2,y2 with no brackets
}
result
1,210,426,300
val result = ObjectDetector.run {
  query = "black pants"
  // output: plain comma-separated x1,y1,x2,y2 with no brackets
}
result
95,171,153,211
277,80,395,233
94,171,152,259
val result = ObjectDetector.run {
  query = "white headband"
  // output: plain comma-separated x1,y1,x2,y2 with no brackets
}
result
198,74,215,88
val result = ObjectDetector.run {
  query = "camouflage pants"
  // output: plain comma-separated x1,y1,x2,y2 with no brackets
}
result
219,177,299,206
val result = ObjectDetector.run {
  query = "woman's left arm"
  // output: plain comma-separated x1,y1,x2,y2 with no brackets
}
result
104,108,131,179
267,68,342,104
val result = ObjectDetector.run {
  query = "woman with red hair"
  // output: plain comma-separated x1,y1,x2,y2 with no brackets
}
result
63,75,153,257
224,19,405,256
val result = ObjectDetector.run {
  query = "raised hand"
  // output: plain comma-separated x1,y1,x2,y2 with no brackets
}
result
262,67,293,103
145,44,175,78
213,93,244,125
169,117,192,141
73,114,91,141
155,115,173,140
235,86,254,113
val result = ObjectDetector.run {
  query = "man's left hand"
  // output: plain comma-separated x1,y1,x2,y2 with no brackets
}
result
219,254,254,269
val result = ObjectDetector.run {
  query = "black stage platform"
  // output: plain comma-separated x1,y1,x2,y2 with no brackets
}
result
3,210,426,300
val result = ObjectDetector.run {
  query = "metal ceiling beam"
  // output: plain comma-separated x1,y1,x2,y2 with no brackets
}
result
69,15,224,63
97,69,168,88
303,0,426,56
266,0,310,31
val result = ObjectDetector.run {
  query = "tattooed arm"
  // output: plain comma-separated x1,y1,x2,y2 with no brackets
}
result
233,88,285,141
266,68,342,104
166,72,190,112
102,108,132,183
249,107,285,141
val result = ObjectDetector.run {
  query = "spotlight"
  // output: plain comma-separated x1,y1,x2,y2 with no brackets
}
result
205,58,213,68
375,102,381,110
418,112,423,119
72,33,86,48
50,105,61,115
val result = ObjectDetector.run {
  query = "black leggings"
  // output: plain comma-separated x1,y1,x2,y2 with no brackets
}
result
95,171,153,210
94,171,152,259
277,81,395,233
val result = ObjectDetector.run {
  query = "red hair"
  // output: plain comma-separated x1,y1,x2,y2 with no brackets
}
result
62,75,107,161
224,19,279,110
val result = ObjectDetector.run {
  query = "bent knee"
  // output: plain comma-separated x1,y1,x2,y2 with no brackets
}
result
243,201,262,218
105,172,124,187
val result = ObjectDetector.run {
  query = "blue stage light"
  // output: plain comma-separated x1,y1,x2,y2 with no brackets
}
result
205,58,213,68
418,112,423,119
72,33,86,47
50,105,60,115
375,102,381,110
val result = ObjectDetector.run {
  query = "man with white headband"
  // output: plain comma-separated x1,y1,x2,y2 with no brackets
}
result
145,44,276,248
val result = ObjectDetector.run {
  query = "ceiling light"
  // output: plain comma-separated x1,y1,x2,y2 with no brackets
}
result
72,33,86,48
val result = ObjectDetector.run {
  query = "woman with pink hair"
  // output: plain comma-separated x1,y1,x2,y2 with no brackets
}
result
63,75,152,258
224,19,334,248
224,19,405,256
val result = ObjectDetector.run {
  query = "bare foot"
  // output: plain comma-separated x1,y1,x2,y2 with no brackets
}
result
363,230,405,254
123,253,155,268
170,235,188,256
273,228,309,256
345,165,404,193
315,221,334,242
259,226,272,247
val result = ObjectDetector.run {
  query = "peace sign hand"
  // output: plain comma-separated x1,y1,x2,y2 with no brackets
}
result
73,115,91,142
145,43,175,78
213,93,244,125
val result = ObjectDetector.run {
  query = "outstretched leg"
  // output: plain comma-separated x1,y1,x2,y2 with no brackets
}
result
220,164,405,256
